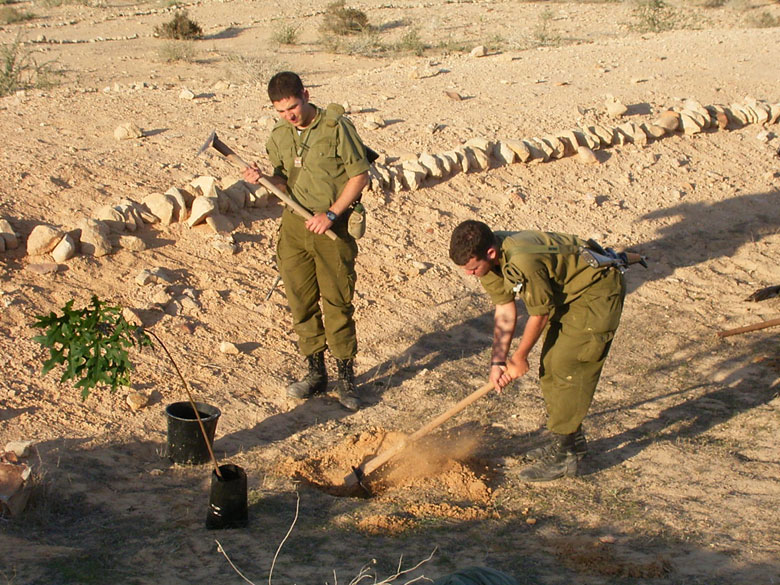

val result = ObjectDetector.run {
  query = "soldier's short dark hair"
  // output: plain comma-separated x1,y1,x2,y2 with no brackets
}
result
449,220,497,265
267,71,305,102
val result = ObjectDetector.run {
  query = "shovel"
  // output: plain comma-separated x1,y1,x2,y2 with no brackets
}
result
343,380,494,492
196,129,337,240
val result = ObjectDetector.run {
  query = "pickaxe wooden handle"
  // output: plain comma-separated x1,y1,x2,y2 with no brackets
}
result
343,381,495,488
197,130,337,241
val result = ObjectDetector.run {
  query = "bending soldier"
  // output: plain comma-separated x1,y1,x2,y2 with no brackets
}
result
243,71,370,411
449,220,626,481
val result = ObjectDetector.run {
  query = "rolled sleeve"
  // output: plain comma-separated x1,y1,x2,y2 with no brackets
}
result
522,268,555,315
338,119,371,178
480,270,514,305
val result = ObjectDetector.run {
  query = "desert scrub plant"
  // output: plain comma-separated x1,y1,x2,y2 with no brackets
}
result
320,0,369,35
630,0,678,33
746,10,780,28
155,10,202,40
0,5,34,23
158,40,198,62
0,34,58,97
533,7,561,46
222,52,285,86
396,27,427,56
272,23,300,45
33,296,152,399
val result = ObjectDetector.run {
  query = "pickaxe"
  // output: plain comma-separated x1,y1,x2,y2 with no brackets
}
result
196,129,337,241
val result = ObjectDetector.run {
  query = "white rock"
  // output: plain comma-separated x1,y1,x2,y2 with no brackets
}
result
126,391,148,411
606,98,628,118
118,235,147,251
121,307,143,326
142,193,177,226
179,88,195,100
114,122,143,140
219,341,240,354
93,205,126,233
51,233,76,262
493,142,517,166
190,176,219,199
418,153,444,179
401,168,425,191
26,225,63,256
76,219,112,257
211,235,238,255
577,146,599,165
4,440,34,458
220,180,249,211
504,139,533,163
0,219,20,250
187,196,217,227
469,45,487,57
205,214,235,234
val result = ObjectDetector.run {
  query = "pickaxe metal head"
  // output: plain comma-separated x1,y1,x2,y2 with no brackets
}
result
195,129,249,168
196,129,216,158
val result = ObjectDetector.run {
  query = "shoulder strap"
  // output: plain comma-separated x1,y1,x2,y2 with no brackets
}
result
324,103,345,127
504,243,581,256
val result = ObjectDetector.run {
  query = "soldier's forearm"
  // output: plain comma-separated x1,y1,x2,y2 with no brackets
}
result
330,172,369,216
491,301,517,361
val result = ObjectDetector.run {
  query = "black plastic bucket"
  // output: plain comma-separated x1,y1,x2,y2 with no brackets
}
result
206,464,248,529
164,401,221,465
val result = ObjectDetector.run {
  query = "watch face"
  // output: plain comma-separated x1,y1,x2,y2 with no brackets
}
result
326,211,337,221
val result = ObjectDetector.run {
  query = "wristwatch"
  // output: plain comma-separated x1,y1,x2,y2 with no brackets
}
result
325,210,338,222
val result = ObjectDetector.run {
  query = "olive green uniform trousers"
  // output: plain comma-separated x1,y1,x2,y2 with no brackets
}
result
539,269,625,435
277,208,358,360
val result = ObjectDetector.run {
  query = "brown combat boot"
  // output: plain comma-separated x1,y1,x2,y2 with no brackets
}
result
286,351,327,399
335,358,360,411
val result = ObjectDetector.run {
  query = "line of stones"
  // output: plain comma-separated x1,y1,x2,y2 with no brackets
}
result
366,97,780,193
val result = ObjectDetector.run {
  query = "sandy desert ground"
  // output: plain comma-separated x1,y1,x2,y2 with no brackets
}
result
1,0,779,583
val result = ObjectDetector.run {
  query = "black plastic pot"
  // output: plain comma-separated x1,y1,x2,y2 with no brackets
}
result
206,463,248,529
164,401,221,465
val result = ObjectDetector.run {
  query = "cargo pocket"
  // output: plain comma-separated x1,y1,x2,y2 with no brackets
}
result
577,331,614,362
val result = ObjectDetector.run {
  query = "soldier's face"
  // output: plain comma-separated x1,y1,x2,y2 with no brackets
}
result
273,90,313,128
461,247,498,277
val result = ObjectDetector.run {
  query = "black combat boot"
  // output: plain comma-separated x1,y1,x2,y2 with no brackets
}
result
335,358,360,411
524,425,588,461
286,351,327,399
517,432,579,482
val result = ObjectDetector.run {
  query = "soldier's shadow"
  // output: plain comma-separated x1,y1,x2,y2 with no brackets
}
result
214,308,493,454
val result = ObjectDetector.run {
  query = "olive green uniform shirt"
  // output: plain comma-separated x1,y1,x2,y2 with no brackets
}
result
265,103,370,213
479,230,607,315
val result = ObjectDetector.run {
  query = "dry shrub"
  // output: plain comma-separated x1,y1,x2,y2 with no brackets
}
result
155,10,202,40
272,23,300,45
0,5,34,23
630,0,678,32
320,0,369,35
1,35,58,96
746,10,780,27
158,40,198,62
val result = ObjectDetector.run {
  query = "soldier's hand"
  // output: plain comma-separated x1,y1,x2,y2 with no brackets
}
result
489,365,505,394
306,212,334,235
242,163,263,184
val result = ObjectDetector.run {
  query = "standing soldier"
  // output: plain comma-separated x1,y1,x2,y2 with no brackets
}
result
243,71,370,411
449,220,627,481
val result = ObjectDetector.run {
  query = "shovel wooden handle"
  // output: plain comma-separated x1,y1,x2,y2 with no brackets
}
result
343,381,494,487
220,147,338,241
